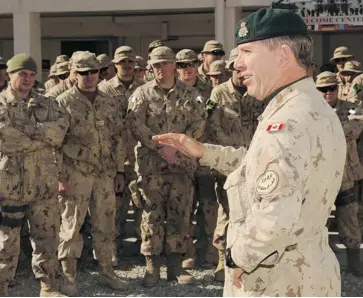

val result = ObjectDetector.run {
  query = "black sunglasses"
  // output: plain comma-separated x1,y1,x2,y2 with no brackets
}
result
335,58,347,63
177,62,198,69
77,69,99,76
317,85,338,93
209,50,225,56
57,73,69,80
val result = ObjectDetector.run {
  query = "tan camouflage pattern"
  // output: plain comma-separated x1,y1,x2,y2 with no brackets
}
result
58,163,116,265
138,174,194,255
347,73,363,104
56,85,125,177
128,79,206,177
0,89,68,284
213,173,228,251
193,77,212,102
46,77,75,98
200,78,345,296
144,65,155,82
44,78,59,92
198,64,211,86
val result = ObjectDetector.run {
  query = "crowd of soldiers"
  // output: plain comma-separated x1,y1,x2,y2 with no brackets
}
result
0,38,363,296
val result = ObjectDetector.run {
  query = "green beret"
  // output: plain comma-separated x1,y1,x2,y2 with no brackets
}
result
235,8,307,45
7,53,37,73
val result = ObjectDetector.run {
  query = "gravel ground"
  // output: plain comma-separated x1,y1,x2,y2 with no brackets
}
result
8,252,363,297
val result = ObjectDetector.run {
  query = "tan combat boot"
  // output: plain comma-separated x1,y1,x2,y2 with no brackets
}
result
0,282,9,296
142,255,161,287
98,263,128,290
201,238,218,268
60,258,78,296
39,277,66,297
167,253,196,284
214,250,225,282
182,238,196,269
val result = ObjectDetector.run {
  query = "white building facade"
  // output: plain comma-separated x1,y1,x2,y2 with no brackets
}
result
0,0,362,80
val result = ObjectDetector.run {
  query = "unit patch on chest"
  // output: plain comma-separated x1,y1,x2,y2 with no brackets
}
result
256,170,279,195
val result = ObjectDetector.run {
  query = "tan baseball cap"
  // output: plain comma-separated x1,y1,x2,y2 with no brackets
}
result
148,46,175,65
97,54,112,68
207,60,226,76
176,49,198,63
70,51,100,71
226,47,238,70
330,46,353,63
340,60,363,76
55,55,70,64
135,56,147,70
112,46,136,64
315,71,338,88
55,61,70,76
201,40,224,53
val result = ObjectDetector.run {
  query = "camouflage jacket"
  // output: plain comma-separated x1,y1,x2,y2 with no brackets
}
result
99,75,145,167
127,79,206,176
46,77,75,98
44,78,59,92
0,89,68,203
193,77,212,102
206,79,266,148
347,73,363,105
144,65,155,82
198,64,211,86
56,85,125,177
334,99,363,189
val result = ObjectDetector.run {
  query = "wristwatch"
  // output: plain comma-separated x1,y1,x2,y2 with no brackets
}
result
225,248,238,268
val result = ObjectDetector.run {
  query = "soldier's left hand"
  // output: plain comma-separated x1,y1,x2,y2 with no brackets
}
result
114,173,125,194
232,267,244,288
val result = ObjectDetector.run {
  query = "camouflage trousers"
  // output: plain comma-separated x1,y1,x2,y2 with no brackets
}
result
335,187,361,249
0,197,60,284
139,173,194,256
58,164,116,265
213,174,229,251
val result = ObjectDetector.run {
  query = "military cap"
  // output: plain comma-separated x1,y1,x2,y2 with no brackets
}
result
97,54,112,68
7,53,37,73
201,40,224,53
148,46,175,65
235,8,307,45
148,40,165,53
55,61,70,76
176,49,198,63
340,61,363,76
70,51,100,71
315,71,338,88
330,46,353,63
226,47,238,70
207,60,226,76
48,64,57,78
112,46,136,64
55,55,70,64
135,56,147,70
0,57,6,67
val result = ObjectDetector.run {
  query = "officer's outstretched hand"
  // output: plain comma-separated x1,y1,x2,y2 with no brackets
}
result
153,133,204,159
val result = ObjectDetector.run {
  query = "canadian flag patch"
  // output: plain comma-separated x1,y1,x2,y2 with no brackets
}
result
266,123,285,132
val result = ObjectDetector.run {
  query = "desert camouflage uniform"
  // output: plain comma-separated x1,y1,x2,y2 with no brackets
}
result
46,77,75,99
99,75,145,243
56,85,125,266
198,64,211,86
128,79,206,256
144,65,155,82
200,77,345,296
0,89,68,287
347,73,363,105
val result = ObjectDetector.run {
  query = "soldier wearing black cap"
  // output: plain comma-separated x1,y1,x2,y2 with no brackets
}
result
152,8,345,296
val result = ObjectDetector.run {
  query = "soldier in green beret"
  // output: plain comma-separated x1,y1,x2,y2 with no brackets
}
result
152,8,345,296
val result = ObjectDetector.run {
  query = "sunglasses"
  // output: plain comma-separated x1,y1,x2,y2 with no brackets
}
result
335,58,347,63
57,73,69,80
317,85,338,93
177,62,197,69
208,50,225,56
118,59,135,64
77,69,99,76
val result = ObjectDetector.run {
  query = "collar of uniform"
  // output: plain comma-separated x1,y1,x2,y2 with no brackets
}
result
259,76,313,122
3,89,33,105
152,78,179,93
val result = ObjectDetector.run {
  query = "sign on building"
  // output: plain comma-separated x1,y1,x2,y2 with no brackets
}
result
271,0,363,31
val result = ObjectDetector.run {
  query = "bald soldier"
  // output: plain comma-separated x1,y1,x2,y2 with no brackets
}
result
56,51,127,295
0,54,68,296
316,71,363,277
128,46,206,287
153,8,345,296
99,46,145,261
198,40,225,86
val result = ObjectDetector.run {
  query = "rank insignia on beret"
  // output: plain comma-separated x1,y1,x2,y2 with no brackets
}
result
238,22,249,38
266,122,285,132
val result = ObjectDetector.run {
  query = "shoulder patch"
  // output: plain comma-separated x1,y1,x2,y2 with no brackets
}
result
206,98,217,111
256,170,279,195
266,123,285,133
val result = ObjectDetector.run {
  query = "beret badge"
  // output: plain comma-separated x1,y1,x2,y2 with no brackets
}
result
238,22,249,38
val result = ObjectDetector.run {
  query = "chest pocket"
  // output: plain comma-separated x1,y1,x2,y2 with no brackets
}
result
224,161,250,224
